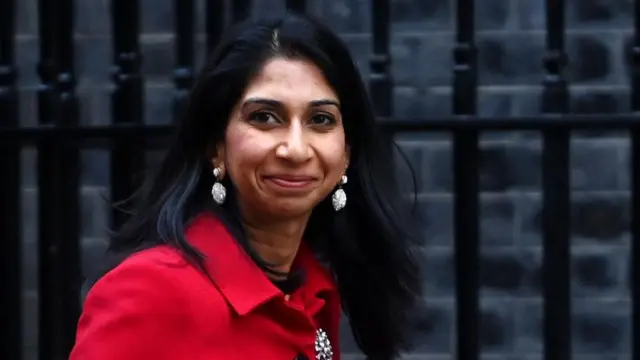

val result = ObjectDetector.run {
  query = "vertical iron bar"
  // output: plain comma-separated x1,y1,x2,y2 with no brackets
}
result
110,0,145,229
37,0,58,126
0,0,21,359
231,0,251,23
369,0,392,117
452,0,478,115
38,0,81,358
452,135,480,360
173,0,195,123
541,1,571,360
452,0,479,359
285,0,306,13
205,0,225,56
54,0,82,354
36,0,60,357
631,1,640,359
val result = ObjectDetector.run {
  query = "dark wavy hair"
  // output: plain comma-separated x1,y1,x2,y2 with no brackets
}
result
104,13,423,360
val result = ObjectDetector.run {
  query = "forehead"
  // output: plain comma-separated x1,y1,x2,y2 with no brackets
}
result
241,58,338,103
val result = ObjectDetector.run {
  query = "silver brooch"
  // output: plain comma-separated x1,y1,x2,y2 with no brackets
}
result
314,328,333,360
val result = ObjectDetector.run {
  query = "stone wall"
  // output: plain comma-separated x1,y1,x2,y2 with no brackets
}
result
15,0,634,359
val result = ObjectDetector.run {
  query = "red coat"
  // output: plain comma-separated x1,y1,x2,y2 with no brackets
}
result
69,213,342,360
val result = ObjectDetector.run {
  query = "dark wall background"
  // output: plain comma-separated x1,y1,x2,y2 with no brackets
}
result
15,0,635,359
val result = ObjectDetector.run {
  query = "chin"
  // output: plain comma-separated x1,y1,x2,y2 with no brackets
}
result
262,199,318,219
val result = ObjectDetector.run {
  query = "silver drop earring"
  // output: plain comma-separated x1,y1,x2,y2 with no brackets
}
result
211,167,227,205
332,175,347,211
315,328,333,360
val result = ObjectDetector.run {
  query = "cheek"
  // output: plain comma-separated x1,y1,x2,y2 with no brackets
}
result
224,126,269,179
317,134,348,175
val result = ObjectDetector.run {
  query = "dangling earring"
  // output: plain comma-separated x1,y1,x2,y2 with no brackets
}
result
211,167,226,205
332,175,347,211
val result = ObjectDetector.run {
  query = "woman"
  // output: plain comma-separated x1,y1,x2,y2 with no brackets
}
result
70,13,423,360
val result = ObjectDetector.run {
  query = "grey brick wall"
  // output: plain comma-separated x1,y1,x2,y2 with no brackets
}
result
15,0,635,359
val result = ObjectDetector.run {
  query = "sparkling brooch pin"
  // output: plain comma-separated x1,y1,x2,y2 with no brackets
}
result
314,328,333,360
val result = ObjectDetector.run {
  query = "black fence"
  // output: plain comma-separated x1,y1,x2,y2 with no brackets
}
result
1,0,640,360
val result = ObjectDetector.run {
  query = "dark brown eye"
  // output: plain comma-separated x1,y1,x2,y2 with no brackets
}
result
249,111,278,124
310,114,335,126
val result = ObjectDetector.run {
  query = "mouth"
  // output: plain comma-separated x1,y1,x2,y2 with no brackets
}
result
262,175,318,190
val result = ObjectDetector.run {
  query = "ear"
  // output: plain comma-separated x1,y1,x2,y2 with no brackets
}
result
344,144,351,173
209,141,227,178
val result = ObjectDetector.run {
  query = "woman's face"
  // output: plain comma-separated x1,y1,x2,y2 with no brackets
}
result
214,57,349,222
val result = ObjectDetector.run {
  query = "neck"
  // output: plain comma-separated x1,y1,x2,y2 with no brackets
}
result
242,216,310,277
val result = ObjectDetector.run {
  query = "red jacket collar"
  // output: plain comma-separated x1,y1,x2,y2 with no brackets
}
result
184,212,337,315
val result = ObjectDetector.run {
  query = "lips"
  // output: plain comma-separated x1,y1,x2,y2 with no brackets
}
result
262,175,317,190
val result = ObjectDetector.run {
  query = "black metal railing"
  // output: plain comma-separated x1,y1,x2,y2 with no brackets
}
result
1,0,640,360
0,1,21,360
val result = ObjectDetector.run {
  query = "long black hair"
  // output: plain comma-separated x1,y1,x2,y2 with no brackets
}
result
105,13,423,360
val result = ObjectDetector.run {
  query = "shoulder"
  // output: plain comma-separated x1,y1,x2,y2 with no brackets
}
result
80,246,194,324
90,246,187,295
82,245,236,325
86,245,224,307
71,246,229,360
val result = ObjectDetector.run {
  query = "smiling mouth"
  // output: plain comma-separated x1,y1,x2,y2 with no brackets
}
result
262,175,317,190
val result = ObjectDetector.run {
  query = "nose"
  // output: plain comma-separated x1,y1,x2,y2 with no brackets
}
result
275,120,312,163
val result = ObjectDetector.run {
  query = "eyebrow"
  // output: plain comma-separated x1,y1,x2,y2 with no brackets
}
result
242,97,341,110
